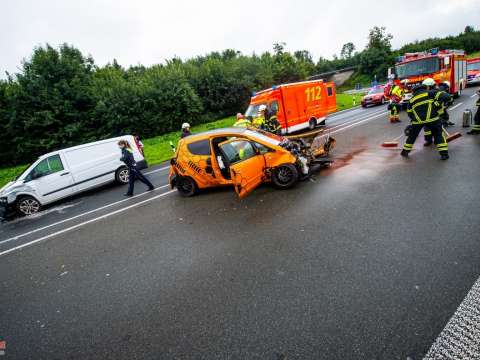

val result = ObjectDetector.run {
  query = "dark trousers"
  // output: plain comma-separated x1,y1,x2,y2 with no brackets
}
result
403,121,448,154
127,167,154,195
473,107,480,131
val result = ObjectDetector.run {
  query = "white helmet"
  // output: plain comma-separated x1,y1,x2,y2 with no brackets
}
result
182,123,190,129
258,104,267,112
422,78,436,87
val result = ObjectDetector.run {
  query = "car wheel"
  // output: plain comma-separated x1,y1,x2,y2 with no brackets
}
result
381,97,385,104
271,164,299,189
115,166,130,184
176,177,197,197
308,118,317,130
16,196,41,216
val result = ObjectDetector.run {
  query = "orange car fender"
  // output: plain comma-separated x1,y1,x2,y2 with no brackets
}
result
263,150,297,169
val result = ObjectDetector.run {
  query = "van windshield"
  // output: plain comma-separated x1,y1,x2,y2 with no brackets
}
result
245,104,266,118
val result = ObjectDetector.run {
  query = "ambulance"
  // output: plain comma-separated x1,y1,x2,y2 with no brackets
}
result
245,80,337,134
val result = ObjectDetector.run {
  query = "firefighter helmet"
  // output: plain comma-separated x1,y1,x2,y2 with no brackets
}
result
182,123,190,129
422,78,436,87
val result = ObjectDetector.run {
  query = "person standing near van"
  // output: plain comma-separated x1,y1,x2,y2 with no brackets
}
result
181,123,192,138
133,134,145,156
118,140,154,196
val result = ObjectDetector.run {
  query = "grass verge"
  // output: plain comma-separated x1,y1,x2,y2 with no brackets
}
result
336,93,364,111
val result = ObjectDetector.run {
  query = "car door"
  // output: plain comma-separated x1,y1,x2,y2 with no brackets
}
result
25,154,74,204
219,139,265,198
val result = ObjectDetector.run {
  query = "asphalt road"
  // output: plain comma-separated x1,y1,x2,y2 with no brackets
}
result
1,87,479,359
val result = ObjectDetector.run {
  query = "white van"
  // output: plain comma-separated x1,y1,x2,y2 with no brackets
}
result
0,135,147,218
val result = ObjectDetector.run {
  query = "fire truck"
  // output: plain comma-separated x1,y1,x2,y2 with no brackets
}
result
467,57,480,86
389,49,467,102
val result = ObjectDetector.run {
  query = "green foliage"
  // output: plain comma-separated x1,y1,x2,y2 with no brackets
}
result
336,93,365,110
341,43,356,59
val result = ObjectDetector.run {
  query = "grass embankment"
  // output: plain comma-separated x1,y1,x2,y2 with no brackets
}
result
0,93,368,188
336,93,364,111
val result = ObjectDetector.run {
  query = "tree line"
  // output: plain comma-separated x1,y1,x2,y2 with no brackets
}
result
0,26,479,167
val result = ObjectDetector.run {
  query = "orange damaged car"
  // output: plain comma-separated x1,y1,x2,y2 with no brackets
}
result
169,127,335,198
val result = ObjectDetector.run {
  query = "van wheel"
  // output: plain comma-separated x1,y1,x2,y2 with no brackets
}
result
176,177,197,197
16,196,41,216
272,164,299,189
308,118,317,130
115,167,130,184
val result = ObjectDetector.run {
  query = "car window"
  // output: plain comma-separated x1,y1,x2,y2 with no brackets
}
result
253,142,271,155
48,155,64,172
187,139,211,156
31,159,50,178
327,87,333,96
220,140,257,165
269,101,279,115
27,155,64,181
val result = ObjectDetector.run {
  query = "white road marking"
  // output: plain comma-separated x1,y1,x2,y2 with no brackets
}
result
449,102,463,111
144,166,169,175
0,184,170,245
424,276,480,359
471,93,478,98
326,109,387,132
0,190,176,257
327,111,388,135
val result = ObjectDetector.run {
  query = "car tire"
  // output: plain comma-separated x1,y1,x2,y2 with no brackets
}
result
271,164,299,190
16,196,41,216
115,166,130,184
381,97,385,105
308,118,317,130
176,177,198,197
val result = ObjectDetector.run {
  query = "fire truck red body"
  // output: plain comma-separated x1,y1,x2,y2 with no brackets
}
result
390,49,467,99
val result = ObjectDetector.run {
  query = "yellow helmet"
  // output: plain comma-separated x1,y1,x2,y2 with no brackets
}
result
422,78,436,87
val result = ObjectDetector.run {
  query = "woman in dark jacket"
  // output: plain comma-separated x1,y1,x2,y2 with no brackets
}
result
118,140,154,196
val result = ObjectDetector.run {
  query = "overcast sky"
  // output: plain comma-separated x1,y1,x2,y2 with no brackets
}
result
2,0,479,76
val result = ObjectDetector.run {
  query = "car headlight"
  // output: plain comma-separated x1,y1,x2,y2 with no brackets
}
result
0,197,7,205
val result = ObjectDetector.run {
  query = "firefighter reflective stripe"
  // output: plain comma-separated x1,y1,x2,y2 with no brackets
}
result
234,119,251,127
424,130,432,136
410,98,439,124
403,143,414,150
473,124,480,130
411,92,429,102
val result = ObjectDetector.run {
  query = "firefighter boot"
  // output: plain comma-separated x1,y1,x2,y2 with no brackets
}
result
424,141,433,147
400,149,409,158
440,151,449,161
